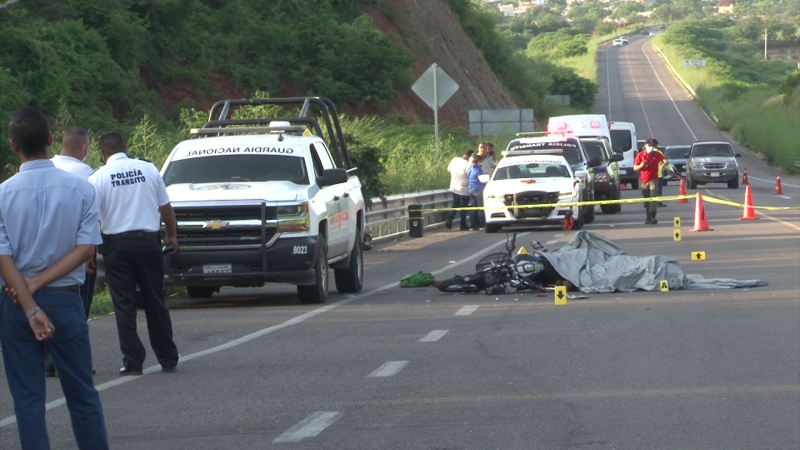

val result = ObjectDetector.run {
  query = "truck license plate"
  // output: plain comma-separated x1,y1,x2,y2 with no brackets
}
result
709,172,720,177
203,264,232,274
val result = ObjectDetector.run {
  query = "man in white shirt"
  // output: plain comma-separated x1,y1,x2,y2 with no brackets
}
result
48,127,97,377
89,132,179,376
51,127,94,180
445,150,473,230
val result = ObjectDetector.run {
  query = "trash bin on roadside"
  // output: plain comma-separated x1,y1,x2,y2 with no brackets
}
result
408,204,423,238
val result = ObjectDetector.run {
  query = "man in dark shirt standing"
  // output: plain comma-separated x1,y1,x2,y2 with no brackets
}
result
0,106,108,448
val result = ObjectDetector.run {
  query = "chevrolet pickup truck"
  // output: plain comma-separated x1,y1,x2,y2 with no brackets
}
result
159,97,365,304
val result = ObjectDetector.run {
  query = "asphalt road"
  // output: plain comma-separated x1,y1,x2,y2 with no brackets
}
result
1,35,799,450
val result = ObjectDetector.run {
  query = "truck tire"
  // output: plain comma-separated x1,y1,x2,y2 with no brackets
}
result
186,286,220,298
485,224,501,233
334,231,364,293
728,176,739,189
298,236,329,304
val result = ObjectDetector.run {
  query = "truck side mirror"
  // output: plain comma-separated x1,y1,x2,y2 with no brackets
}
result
684,153,690,158
317,168,348,188
588,156,602,168
735,153,741,158
610,153,624,162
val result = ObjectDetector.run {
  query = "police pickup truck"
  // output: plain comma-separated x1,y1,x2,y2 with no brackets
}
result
159,97,365,304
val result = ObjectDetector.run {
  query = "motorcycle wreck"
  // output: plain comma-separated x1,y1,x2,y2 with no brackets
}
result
435,233,571,295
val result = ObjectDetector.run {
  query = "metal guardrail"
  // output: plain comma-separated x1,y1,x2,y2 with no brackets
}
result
364,189,453,239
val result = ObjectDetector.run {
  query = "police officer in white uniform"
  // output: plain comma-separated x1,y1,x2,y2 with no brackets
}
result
88,132,179,375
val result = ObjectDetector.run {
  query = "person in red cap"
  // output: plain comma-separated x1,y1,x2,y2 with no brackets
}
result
634,138,672,224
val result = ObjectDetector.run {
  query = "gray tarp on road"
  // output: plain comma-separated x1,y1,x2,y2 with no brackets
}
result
539,231,768,293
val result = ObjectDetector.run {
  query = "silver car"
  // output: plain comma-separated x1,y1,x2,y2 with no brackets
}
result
685,141,741,189
663,145,690,185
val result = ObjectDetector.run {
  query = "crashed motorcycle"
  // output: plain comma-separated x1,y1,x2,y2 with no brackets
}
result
436,233,566,295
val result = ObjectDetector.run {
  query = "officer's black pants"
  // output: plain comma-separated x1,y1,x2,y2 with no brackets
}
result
104,237,178,370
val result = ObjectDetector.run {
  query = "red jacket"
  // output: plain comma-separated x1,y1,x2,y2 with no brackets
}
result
635,149,666,183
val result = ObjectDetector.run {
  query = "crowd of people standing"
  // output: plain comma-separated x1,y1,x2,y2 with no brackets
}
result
445,142,495,231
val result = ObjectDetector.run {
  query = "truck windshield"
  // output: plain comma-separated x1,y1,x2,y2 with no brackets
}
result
163,155,309,186
691,144,734,157
610,130,632,154
494,162,570,179
582,141,607,161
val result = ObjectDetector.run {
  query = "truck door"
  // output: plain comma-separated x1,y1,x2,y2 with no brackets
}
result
310,143,349,258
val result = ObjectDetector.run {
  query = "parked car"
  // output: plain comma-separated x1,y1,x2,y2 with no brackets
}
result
484,155,586,232
663,145,691,185
578,137,624,214
685,141,741,189
613,39,624,47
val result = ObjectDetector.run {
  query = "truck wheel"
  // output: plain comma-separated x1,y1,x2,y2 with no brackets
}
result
298,236,329,304
688,174,697,189
334,231,363,293
485,224,501,233
727,176,739,189
186,286,220,298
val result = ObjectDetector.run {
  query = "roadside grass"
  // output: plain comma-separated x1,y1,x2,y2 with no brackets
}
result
654,34,800,174
89,284,187,321
560,26,650,82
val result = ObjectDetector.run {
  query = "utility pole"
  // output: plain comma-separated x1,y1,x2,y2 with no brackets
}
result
764,28,768,61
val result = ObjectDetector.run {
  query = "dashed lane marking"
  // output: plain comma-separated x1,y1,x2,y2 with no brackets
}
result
455,305,480,316
640,41,698,141
554,233,565,238
273,412,341,443
544,240,557,246
368,361,409,378
419,330,449,342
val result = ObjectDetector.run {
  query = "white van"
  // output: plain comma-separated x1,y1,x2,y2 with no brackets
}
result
610,122,638,189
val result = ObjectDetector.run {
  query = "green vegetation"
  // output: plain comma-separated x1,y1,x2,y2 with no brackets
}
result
655,18,800,173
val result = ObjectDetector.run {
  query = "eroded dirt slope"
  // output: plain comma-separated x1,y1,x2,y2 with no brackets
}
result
367,0,518,128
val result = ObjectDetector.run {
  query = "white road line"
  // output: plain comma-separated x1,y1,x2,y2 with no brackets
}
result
544,240,557,246
455,305,479,316
368,361,409,377
775,195,792,200
554,233,565,238
419,330,449,342
1,234,526,428
640,42,698,141
273,411,341,443
749,176,800,189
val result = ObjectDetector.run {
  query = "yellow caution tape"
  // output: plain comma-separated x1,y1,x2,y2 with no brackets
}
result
413,194,800,213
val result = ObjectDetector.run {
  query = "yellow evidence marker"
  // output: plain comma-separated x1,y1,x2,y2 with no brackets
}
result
554,286,567,306
691,251,706,261
517,246,528,255
660,280,669,292
674,230,682,242
674,217,681,227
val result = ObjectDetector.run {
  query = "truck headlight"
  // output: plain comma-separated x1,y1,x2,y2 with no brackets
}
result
485,193,504,201
277,202,310,232
690,162,703,170
559,191,575,200
595,172,609,182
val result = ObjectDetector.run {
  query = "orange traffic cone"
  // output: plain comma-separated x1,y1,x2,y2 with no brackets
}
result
775,173,783,195
677,178,689,203
690,192,713,232
740,185,758,220
741,167,749,185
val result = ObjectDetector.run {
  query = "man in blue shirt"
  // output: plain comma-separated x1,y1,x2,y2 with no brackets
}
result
468,155,488,231
0,106,109,449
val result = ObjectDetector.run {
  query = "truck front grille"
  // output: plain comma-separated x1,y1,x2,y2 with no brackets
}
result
174,205,277,222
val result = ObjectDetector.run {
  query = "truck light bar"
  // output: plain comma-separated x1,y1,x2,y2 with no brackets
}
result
189,125,307,136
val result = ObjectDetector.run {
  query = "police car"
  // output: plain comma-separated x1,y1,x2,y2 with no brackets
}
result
483,154,585,232
159,97,365,304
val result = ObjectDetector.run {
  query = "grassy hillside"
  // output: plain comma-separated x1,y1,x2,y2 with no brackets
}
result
654,18,800,173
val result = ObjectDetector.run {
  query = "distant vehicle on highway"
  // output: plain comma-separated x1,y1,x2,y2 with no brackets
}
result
685,141,741,189
620,36,629,44
663,145,691,185
649,31,657,37
613,39,624,47
660,24,667,30
641,29,650,35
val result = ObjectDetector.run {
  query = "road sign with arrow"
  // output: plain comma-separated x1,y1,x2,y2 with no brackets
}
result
674,230,682,242
691,251,706,260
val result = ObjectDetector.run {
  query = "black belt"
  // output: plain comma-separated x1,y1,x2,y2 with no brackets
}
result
42,286,80,293
103,230,160,241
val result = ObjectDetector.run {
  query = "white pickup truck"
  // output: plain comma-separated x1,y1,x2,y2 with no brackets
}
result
159,97,365,304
